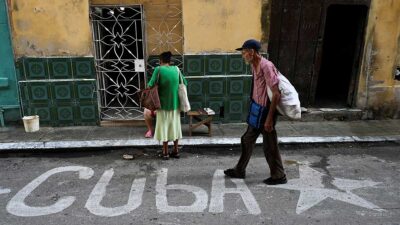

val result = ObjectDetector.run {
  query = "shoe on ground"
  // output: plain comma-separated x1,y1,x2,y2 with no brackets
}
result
223,168,245,179
263,175,287,185
145,130,153,138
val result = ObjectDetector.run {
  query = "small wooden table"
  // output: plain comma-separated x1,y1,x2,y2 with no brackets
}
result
187,108,215,136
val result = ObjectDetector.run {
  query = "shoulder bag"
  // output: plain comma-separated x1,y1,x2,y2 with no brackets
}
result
177,67,191,112
267,71,301,120
247,99,268,129
140,68,161,111
247,76,268,129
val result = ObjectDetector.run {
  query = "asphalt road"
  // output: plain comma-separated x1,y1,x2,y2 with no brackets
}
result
0,143,399,225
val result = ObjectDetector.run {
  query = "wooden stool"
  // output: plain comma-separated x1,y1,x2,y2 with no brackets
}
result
187,108,215,136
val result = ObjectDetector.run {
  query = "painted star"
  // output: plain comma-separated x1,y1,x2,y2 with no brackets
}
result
269,164,385,214
0,187,11,195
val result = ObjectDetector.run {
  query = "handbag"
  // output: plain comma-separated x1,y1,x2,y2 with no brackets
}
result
177,67,191,112
140,69,161,111
267,71,301,120
246,73,268,129
247,99,268,129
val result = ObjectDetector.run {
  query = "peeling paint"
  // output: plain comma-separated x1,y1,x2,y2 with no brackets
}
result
260,0,271,51
9,0,92,57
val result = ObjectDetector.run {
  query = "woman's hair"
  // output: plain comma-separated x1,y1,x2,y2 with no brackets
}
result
160,51,172,64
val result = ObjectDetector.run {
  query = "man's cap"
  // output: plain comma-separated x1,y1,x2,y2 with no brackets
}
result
235,39,261,51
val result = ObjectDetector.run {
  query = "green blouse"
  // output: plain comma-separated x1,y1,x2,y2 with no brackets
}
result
148,66,188,110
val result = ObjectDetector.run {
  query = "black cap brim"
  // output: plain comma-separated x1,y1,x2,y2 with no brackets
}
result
235,47,243,51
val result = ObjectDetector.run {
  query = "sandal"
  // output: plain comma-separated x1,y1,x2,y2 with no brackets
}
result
169,152,180,159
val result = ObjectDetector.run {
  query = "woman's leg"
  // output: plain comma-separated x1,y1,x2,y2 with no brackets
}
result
169,139,180,158
162,141,168,156
144,108,154,137
173,139,179,154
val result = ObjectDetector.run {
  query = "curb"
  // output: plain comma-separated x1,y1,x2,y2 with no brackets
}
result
1,135,399,151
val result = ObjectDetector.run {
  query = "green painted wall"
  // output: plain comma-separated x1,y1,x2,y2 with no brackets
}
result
0,0,20,125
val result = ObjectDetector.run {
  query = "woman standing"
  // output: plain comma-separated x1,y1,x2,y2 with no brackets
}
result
147,51,187,160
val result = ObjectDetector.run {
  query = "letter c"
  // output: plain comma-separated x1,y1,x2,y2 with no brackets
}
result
6,166,94,217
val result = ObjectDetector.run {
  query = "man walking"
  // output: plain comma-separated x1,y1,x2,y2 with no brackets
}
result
224,39,287,185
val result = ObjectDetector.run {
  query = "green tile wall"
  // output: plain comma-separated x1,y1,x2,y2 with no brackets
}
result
205,55,226,75
17,57,99,126
184,55,204,76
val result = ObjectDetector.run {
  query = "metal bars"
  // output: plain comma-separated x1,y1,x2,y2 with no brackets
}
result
90,5,145,120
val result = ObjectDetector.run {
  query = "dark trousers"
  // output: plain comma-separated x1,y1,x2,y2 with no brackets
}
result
234,119,285,179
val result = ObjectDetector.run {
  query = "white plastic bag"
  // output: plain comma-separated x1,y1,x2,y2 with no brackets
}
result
267,72,301,120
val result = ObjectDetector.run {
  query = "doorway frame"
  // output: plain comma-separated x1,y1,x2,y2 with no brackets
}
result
89,4,148,121
310,0,371,106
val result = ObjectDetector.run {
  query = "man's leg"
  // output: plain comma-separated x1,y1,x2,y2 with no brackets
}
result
262,129,286,185
224,126,260,179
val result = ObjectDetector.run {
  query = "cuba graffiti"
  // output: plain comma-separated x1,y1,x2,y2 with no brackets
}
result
3,166,260,217
1,164,384,217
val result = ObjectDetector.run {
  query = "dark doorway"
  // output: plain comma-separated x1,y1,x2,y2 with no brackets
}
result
314,5,368,107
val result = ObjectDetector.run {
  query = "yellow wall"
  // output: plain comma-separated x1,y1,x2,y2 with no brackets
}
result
9,0,92,57
182,0,263,53
356,0,400,118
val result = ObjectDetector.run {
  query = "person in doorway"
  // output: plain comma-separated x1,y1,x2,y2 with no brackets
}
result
144,108,156,138
147,51,187,160
224,39,287,185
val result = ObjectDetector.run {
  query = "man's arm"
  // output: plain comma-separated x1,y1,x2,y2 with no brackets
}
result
264,84,280,132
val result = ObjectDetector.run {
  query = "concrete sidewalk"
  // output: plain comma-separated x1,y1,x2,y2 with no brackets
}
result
0,120,399,151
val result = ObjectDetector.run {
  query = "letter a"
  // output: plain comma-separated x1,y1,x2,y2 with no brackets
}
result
7,166,94,217
85,168,146,217
209,169,261,215
156,168,208,213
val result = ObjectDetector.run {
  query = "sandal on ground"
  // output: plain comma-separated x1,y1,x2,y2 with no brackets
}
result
145,130,153,138
169,152,180,159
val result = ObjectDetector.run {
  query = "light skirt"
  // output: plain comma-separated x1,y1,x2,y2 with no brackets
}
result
154,109,182,142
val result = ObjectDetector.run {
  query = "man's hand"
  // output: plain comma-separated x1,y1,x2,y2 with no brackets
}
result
264,117,274,132
264,83,280,133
